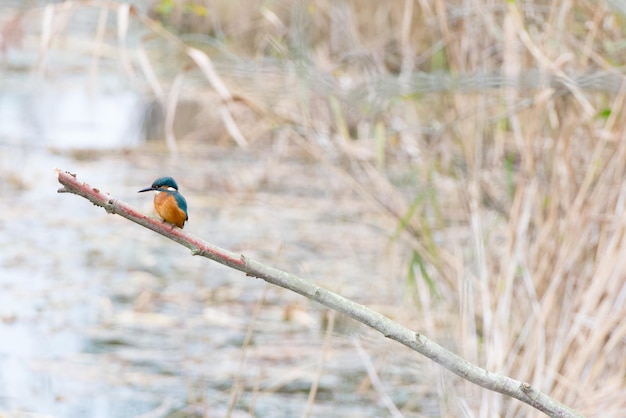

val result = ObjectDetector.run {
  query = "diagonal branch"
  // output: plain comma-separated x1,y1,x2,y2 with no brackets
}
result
55,169,583,418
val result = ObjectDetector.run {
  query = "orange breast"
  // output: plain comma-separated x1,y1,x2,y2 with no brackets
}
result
154,193,187,228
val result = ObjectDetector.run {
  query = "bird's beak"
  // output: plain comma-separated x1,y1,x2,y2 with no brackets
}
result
137,186,155,193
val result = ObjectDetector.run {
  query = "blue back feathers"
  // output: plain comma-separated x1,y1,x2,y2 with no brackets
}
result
172,192,188,220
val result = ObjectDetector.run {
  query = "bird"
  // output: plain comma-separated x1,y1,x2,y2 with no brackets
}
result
138,176,188,229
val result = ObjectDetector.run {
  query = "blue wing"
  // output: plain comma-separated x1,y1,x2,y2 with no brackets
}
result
174,192,189,220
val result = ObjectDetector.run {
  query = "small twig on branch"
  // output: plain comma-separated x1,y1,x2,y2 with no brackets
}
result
55,169,583,418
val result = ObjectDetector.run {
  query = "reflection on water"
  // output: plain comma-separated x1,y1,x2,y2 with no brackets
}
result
0,83,147,150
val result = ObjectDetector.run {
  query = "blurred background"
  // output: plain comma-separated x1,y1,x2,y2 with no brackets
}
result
1,1,625,417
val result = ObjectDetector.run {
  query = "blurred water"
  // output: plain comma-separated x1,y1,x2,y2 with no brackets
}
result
0,141,226,416
0,132,426,417
0,147,137,416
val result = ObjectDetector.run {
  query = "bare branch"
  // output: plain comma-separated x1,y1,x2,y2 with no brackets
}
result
55,169,584,418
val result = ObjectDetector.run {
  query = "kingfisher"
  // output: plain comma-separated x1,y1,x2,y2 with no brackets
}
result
138,176,188,229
